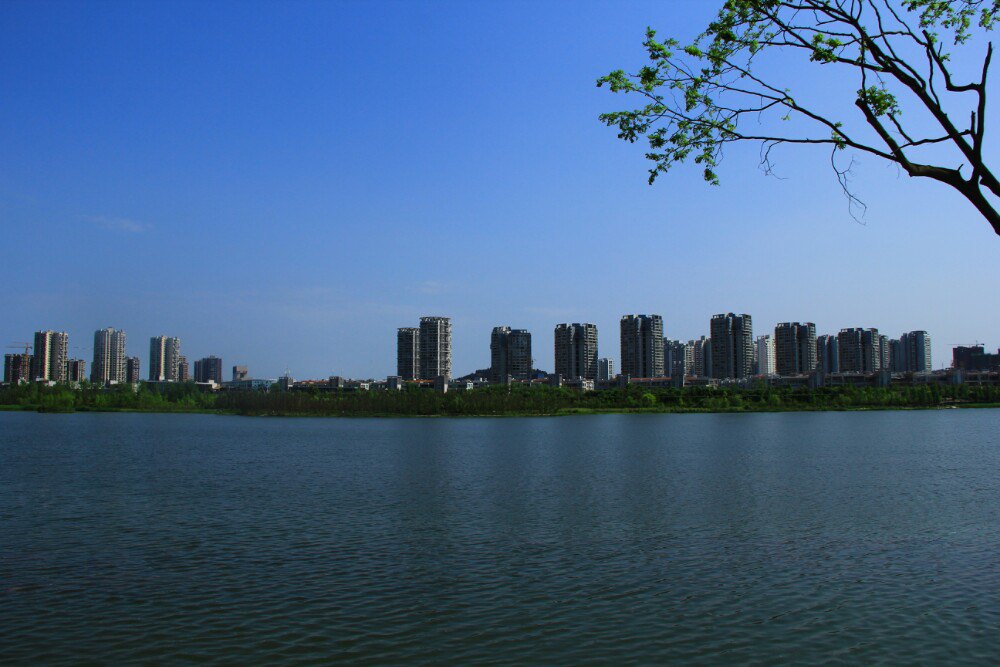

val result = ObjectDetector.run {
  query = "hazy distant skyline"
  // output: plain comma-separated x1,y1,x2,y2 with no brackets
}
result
3,0,997,377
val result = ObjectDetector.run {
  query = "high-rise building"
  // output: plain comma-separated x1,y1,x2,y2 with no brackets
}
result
126,356,141,384
233,366,249,381
4,353,32,385
879,335,891,372
837,328,882,373
397,328,420,380
664,339,691,377
691,336,711,377
597,357,615,382
816,335,839,374
31,330,69,382
149,336,182,381
755,335,776,376
952,345,984,369
419,316,452,380
194,356,224,384
65,359,86,383
901,331,933,372
889,338,906,372
774,322,817,376
710,313,754,380
92,327,127,385
177,356,190,381
554,323,598,380
620,315,664,378
490,326,532,382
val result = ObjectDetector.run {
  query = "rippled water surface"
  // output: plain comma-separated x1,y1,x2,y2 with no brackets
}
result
1,410,998,664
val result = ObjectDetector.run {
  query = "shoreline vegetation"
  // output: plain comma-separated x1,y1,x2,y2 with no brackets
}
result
1,382,998,417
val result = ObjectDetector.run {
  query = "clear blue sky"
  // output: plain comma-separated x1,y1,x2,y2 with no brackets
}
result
2,0,997,377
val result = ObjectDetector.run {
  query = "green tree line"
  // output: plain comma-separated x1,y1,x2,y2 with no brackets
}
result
1,381,998,416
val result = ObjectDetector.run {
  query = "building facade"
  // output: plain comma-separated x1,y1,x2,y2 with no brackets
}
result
490,326,532,382
92,327,127,385
396,327,420,380
889,338,906,372
126,356,141,384
149,336,182,381
817,334,839,374
691,336,711,377
774,322,817,376
710,313,754,380
194,356,224,384
177,356,190,381
901,330,933,372
664,339,692,377
620,315,664,378
4,353,32,385
597,357,615,382
554,323,598,380
755,335,776,376
65,359,86,383
837,328,882,373
419,316,452,380
952,346,983,369
233,365,249,381
31,330,69,383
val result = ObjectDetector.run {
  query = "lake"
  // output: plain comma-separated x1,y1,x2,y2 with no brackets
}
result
1,410,997,663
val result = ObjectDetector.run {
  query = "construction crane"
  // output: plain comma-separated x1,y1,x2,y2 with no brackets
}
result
6,342,32,356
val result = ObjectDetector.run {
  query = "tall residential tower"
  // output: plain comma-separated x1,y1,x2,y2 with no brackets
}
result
149,336,182,381
619,314,664,378
419,317,452,380
554,323,598,380
396,328,420,380
92,327,127,385
490,327,532,382
774,322,817,376
31,330,69,382
710,313,754,380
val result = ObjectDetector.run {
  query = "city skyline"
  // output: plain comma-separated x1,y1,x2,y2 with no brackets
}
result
5,316,983,385
2,2,998,378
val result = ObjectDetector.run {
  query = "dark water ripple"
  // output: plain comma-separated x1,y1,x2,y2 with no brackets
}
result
1,410,998,664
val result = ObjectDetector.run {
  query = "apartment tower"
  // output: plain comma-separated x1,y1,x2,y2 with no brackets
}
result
837,328,882,373
710,313,754,380
774,322,817,376
817,334,839,374
194,356,224,384
396,328,420,380
691,336,712,377
554,323,598,380
419,317,452,380
4,353,32,385
149,336,182,381
126,357,141,384
620,315,664,378
31,330,69,382
901,330,933,372
490,326,532,382
92,327,127,385
755,335,776,376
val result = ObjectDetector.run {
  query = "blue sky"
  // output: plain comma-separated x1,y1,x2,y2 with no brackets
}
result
2,0,997,377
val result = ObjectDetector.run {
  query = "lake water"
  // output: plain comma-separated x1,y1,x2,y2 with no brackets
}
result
1,410,998,664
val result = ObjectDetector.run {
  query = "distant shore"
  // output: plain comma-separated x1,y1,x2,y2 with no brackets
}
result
2,380,999,418
2,401,998,418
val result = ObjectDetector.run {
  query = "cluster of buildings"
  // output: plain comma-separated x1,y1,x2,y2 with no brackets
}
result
395,315,954,385
3,328,248,388
4,314,998,392
390,314,998,391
